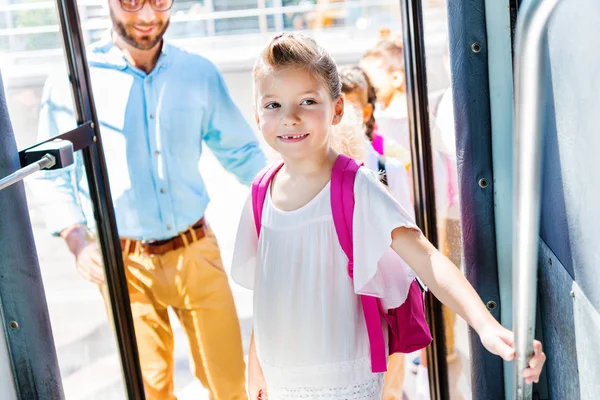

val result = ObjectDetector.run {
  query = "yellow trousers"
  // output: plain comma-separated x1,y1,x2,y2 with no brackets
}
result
102,227,247,400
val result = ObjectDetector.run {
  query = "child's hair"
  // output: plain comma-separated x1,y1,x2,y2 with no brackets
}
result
339,66,377,142
253,32,341,100
361,38,405,74
330,103,367,162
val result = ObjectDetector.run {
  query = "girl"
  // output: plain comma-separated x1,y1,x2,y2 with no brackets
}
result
232,32,545,399
339,65,412,167
360,37,453,241
338,65,413,215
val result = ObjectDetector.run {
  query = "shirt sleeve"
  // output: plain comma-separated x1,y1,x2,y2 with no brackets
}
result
384,158,416,220
26,73,87,236
352,167,420,309
230,193,259,290
202,67,267,186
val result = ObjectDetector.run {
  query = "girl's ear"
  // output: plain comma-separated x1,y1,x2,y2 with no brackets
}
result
332,96,345,125
362,103,374,124
391,70,405,91
254,109,260,127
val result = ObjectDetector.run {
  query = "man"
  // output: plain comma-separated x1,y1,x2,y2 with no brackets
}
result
32,0,266,398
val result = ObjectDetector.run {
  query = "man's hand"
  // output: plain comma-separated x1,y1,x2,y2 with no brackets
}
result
75,242,105,284
61,225,105,285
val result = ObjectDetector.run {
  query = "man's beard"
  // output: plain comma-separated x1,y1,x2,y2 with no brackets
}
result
110,9,170,50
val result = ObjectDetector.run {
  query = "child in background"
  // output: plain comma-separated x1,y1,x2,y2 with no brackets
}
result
360,37,411,149
338,65,412,216
233,32,545,399
359,36,451,237
340,66,412,167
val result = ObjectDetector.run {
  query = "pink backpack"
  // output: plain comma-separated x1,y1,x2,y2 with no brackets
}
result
251,154,432,373
371,124,385,156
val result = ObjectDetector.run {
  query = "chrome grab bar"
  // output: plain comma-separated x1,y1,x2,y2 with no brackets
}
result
0,139,74,191
0,154,55,191
512,0,564,398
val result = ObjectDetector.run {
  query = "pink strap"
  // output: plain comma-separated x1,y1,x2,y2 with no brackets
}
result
251,162,284,237
371,128,384,156
331,154,388,373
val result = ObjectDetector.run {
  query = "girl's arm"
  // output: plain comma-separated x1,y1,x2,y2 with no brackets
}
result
248,330,268,399
391,226,546,384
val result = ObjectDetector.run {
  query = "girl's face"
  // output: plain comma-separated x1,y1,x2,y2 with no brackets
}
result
255,67,344,161
360,56,404,108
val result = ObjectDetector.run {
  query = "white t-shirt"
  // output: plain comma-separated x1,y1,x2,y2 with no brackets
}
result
375,102,455,220
232,166,419,399
364,139,414,218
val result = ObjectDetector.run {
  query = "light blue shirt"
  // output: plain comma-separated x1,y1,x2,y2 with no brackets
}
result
32,38,266,240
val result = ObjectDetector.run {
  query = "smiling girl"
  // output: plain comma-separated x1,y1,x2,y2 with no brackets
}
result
231,32,546,400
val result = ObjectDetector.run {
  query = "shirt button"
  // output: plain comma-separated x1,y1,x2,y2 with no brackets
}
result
154,150,160,156
146,77,152,83
167,225,172,230
150,113,155,119
160,188,166,194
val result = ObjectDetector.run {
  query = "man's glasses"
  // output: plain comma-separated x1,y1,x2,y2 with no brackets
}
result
119,0,174,12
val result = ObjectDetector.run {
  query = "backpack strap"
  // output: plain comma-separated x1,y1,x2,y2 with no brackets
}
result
371,129,384,156
251,162,284,237
377,156,388,187
331,154,388,373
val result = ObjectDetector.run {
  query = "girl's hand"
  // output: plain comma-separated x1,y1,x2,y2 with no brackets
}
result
248,375,268,399
479,323,546,384
389,228,546,384
248,330,268,399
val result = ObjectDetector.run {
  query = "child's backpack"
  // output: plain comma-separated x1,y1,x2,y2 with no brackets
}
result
251,154,432,373
371,125,385,156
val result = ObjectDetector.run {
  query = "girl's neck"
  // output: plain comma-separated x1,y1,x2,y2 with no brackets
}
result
383,92,408,115
281,147,339,178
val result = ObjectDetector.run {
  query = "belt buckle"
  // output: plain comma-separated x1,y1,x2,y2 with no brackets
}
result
139,239,156,256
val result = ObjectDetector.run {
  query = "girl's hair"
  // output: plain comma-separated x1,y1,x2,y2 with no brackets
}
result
361,37,405,74
253,32,341,99
339,66,377,142
329,103,367,162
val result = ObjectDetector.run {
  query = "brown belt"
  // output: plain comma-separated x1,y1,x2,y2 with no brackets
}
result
120,218,206,256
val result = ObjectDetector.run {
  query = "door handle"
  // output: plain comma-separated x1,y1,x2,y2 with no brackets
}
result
0,139,73,191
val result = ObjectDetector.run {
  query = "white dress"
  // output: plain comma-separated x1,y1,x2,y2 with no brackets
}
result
232,167,419,400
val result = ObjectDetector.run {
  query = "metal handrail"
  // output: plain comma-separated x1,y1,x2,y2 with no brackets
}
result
512,0,563,398
0,0,98,12
0,154,54,191
0,0,395,37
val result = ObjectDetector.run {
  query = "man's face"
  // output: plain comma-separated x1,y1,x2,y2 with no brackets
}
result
109,0,171,50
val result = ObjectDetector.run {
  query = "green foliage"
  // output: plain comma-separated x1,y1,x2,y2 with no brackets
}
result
11,0,60,50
